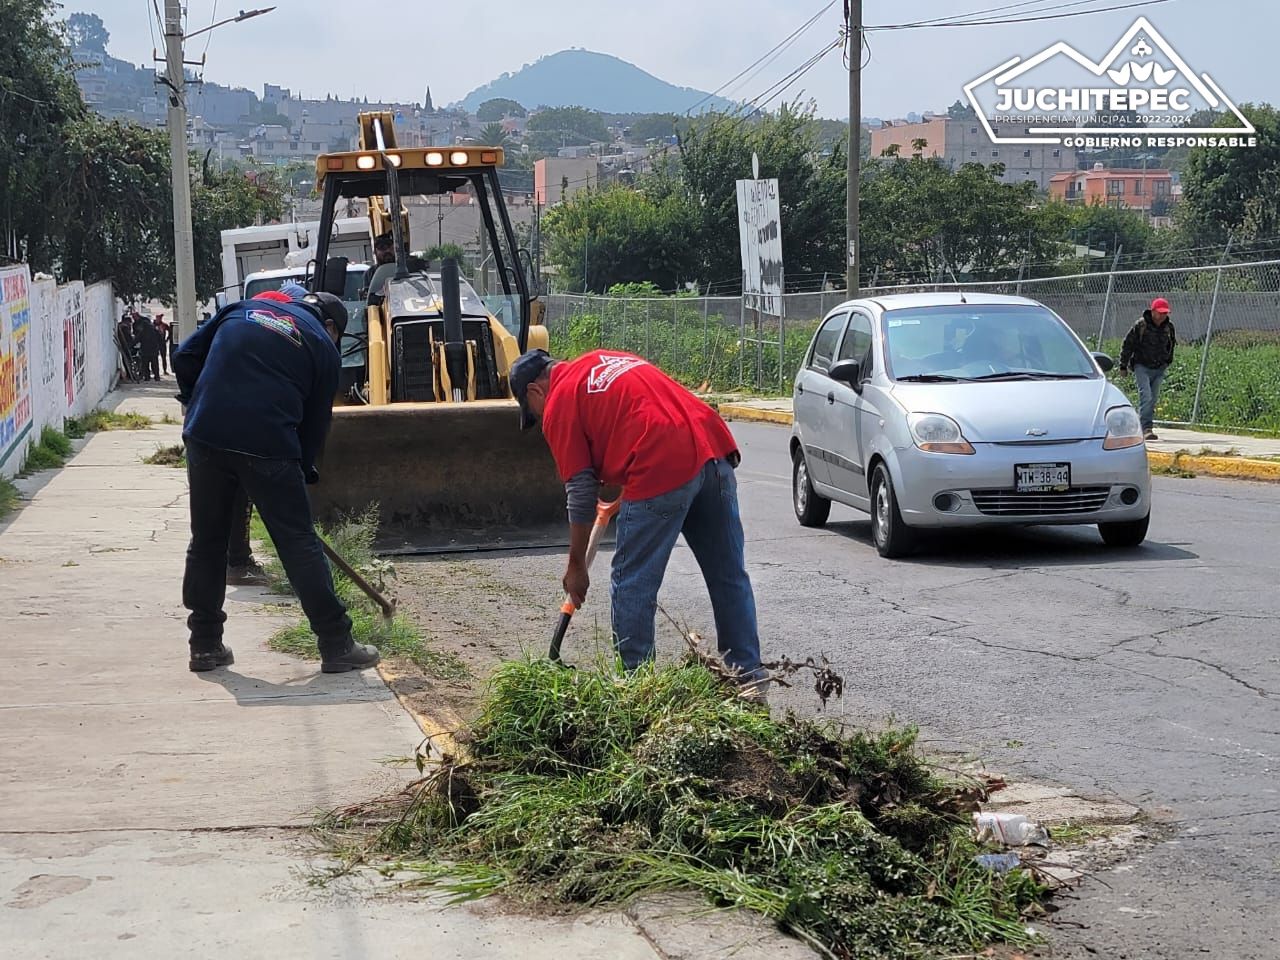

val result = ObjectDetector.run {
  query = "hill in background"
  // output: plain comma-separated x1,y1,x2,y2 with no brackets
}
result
455,49,735,115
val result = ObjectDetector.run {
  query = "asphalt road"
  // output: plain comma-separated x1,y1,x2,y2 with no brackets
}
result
708,422,1278,960
399,419,1278,958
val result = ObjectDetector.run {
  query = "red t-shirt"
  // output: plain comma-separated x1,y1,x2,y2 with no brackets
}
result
541,351,738,500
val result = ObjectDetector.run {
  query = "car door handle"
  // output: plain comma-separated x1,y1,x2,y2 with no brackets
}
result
826,391,835,404
796,383,804,395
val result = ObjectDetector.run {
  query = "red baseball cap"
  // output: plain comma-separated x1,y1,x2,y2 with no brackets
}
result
1150,297,1170,312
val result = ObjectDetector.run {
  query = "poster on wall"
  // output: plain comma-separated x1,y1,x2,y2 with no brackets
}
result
32,280,59,389
1,266,34,467
60,284,85,406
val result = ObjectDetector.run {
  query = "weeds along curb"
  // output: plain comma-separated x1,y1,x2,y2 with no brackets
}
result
1147,450,1280,482
717,403,796,426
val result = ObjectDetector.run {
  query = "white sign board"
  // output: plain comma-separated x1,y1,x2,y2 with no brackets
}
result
735,178,784,317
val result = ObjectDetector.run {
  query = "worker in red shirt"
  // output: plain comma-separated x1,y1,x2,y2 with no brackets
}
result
510,348,767,699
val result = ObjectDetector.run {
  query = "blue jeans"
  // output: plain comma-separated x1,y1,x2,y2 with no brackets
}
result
610,458,763,679
183,439,352,655
1133,363,1167,431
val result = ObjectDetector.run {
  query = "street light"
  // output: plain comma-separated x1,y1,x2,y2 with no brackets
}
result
163,4,275,341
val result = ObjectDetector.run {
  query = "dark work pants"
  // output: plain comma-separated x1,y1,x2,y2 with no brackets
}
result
183,439,352,656
159,345,170,374
142,352,160,380
227,484,253,568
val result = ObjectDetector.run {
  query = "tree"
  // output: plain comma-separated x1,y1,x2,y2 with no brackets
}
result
859,156,1059,282
665,106,846,285
421,243,466,266
947,99,977,120
478,122,510,148
476,97,527,121
66,10,108,53
628,113,679,142
1057,201,1153,265
526,106,610,152
543,186,697,292
1,0,283,301
1179,103,1280,246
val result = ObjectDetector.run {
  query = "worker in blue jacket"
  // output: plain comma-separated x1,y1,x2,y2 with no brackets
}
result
173,287,380,674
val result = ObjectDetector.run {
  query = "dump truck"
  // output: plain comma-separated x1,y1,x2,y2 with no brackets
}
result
304,113,564,553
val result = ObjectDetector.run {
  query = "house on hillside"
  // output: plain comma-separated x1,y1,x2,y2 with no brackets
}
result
869,118,1076,190
1049,163,1174,216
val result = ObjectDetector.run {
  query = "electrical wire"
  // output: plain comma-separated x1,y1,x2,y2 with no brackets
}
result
886,0,1115,29
866,0,1175,30
683,0,839,115
201,0,220,60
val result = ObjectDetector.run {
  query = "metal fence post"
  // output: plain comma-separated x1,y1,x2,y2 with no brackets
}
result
778,297,786,392
671,296,680,374
1191,239,1233,424
1095,247,1123,351
645,298,652,359
621,298,628,351
738,285,745,387
702,295,710,375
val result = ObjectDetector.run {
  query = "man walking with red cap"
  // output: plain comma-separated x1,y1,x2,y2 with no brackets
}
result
1120,297,1176,441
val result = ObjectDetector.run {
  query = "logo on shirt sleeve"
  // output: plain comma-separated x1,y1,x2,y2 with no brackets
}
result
245,308,303,346
586,353,646,393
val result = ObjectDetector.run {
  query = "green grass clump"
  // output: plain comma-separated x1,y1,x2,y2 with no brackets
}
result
64,409,152,437
339,658,1044,959
0,475,19,520
257,507,467,682
142,444,186,467
21,427,73,473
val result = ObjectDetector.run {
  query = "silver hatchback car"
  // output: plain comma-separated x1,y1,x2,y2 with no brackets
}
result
790,293,1151,557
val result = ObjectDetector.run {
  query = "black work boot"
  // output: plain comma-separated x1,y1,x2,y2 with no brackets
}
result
320,642,381,674
189,643,234,672
226,560,271,587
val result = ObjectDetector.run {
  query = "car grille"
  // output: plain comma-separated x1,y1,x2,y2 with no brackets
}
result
970,486,1111,517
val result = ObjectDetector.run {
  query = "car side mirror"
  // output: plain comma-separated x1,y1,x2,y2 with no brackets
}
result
322,257,349,297
828,358,862,387
1092,352,1115,373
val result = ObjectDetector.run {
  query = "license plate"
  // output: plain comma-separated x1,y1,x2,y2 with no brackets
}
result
1015,462,1071,493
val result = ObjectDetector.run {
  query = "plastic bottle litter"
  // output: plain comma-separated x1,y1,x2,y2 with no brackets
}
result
973,852,1022,873
973,811,1050,847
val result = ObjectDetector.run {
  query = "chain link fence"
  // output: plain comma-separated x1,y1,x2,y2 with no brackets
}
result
544,258,1280,433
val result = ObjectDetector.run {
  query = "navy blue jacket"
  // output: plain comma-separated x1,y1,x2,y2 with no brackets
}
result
173,298,339,469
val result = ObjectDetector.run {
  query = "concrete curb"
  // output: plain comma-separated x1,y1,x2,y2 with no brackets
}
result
1148,450,1280,482
718,404,1279,482
718,403,795,426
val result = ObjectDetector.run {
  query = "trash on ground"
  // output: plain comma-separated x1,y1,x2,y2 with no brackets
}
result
974,812,1051,847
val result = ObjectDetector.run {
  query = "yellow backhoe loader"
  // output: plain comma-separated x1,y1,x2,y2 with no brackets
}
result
305,112,563,552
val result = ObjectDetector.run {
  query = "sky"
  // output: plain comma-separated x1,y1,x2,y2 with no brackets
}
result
85,0,1277,120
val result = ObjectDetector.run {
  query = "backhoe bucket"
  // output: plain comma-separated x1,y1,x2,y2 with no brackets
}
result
309,401,566,554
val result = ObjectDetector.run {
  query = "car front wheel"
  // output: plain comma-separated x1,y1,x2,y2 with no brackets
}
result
793,448,831,528
1098,512,1150,548
870,463,915,558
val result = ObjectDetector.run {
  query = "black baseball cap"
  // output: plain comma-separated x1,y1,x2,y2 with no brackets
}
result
300,292,348,338
509,348,553,429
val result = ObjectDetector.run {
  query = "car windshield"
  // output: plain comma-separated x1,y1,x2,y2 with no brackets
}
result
882,304,1097,381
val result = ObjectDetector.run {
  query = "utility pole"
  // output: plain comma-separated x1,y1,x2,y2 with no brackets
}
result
845,0,862,298
162,0,198,342
160,4,273,340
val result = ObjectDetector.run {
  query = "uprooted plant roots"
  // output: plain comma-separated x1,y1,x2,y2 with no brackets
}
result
326,656,1046,960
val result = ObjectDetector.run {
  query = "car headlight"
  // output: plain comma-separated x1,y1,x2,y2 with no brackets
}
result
907,412,974,454
1102,405,1144,449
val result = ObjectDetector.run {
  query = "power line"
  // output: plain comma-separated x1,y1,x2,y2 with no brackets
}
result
683,0,839,114
867,0,1174,30
885,0,1110,29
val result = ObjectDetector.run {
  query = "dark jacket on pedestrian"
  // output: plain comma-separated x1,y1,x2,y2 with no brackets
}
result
1119,311,1176,370
133,316,161,357
173,298,339,470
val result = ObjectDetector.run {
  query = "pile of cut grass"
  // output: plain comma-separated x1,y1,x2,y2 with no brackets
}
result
257,508,467,682
336,658,1045,960
64,409,152,437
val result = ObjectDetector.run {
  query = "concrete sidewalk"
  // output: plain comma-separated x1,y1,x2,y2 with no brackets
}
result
0,383,813,959
718,397,1280,481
